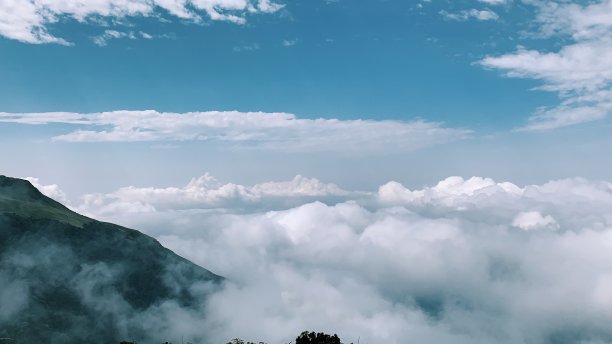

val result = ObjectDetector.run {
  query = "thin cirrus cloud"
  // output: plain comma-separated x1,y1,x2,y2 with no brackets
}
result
92,30,154,46
440,9,499,21
478,0,508,5
480,0,612,131
28,173,612,343
0,110,470,152
0,0,283,45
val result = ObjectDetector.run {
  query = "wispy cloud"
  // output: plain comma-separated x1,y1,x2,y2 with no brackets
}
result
0,0,284,45
92,30,155,46
232,42,260,52
478,0,509,5
480,0,612,131
0,110,470,152
282,38,298,47
440,9,499,21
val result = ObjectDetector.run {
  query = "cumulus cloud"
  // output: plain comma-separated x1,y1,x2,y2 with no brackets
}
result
512,211,558,231
377,176,522,207
28,173,612,343
24,176,69,205
0,110,470,152
480,0,612,130
0,0,283,44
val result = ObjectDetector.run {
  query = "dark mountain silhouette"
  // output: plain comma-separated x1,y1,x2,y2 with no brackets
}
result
0,176,222,343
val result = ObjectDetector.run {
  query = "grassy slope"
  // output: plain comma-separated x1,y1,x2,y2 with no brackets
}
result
0,175,222,343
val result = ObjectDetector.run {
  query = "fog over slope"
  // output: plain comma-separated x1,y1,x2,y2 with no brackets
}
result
0,176,222,343
29,174,612,344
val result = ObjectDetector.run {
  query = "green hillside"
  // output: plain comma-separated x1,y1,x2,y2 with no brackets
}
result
0,176,222,343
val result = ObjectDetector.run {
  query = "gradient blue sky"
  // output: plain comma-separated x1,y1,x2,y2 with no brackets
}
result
1,0,555,126
1,0,611,195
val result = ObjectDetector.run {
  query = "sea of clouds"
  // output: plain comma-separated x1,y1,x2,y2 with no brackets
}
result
29,174,612,343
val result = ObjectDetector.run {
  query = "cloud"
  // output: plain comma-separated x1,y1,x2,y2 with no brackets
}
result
0,110,470,153
0,275,28,323
232,42,260,52
478,0,508,5
77,173,354,216
24,176,69,205
30,172,612,343
0,232,220,343
440,9,499,21
282,38,297,47
480,0,612,130
92,30,154,46
0,0,283,45
377,176,522,207
512,211,558,231
53,177,612,343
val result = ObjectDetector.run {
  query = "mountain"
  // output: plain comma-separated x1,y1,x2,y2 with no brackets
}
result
0,176,222,343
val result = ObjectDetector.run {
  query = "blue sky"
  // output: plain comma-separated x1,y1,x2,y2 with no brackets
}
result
0,0,554,126
1,0,612,195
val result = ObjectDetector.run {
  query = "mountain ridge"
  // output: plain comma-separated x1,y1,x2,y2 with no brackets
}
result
0,175,90,227
0,175,222,343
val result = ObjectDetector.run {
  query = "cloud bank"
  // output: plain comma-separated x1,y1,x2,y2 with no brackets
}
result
77,173,354,216
481,0,612,130
0,0,283,44
29,173,612,343
0,110,469,152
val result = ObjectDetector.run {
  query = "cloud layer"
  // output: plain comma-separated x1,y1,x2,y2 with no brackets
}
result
0,0,283,44
481,0,612,130
0,110,469,152
77,173,354,215
29,173,612,343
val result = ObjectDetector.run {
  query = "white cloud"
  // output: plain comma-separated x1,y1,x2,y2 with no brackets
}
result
26,173,612,343
282,38,297,47
512,211,559,231
478,0,508,5
24,176,69,205
0,110,470,152
440,9,499,21
480,0,612,130
377,176,522,208
232,42,260,52
62,174,612,343
0,0,283,45
92,29,155,46
256,0,283,13
77,173,353,216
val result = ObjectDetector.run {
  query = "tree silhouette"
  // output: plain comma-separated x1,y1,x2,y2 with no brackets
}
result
295,331,342,344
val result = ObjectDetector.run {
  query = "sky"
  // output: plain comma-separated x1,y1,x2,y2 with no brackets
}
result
1,0,612,196
3,0,612,343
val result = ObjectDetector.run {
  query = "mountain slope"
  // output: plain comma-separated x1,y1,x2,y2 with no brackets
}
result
0,176,222,343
